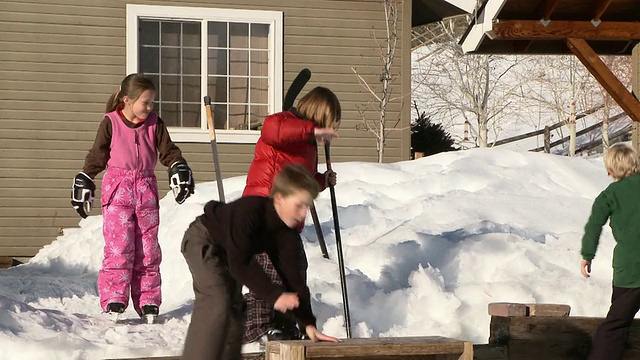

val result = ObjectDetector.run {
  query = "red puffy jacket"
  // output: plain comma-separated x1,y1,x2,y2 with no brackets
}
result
243,110,326,198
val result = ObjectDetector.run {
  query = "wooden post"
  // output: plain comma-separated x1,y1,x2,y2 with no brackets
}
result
544,125,551,153
463,120,470,141
633,44,640,152
603,118,610,150
568,101,576,156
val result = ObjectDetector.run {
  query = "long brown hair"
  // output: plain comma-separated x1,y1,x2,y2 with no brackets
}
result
105,73,156,113
296,86,341,129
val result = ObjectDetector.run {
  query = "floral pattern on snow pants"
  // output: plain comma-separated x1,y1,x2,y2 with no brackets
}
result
98,167,162,315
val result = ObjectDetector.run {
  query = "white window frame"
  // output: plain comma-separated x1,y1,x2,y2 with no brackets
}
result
126,4,283,144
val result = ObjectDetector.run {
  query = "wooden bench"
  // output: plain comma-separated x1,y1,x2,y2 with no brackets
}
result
105,351,265,360
488,302,640,359
266,336,473,360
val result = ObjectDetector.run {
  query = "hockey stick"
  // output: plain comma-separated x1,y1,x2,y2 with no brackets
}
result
203,96,225,202
310,203,329,259
283,68,311,110
324,142,351,338
283,69,330,259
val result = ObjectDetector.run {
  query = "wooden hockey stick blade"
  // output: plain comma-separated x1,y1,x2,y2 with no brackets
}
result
203,96,225,202
283,68,311,110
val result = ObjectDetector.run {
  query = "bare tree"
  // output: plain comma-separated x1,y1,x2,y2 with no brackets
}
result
352,0,402,163
412,18,528,147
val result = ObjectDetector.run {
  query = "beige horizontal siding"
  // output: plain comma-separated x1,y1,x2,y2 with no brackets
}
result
0,0,411,257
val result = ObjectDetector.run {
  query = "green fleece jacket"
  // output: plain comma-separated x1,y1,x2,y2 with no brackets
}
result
582,172,640,288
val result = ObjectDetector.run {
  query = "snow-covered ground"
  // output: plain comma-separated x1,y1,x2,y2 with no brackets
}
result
0,148,620,359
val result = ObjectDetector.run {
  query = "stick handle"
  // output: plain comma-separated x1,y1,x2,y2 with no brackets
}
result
324,142,351,338
203,96,225,202
204,96,217,141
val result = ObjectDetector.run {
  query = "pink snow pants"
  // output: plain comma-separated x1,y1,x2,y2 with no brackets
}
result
98,167,162,315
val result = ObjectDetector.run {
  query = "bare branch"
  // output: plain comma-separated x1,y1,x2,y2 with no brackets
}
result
352,67,382,103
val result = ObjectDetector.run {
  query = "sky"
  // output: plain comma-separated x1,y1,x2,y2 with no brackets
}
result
0,147,621,359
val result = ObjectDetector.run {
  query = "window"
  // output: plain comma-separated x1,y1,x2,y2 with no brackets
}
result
126,5,283,143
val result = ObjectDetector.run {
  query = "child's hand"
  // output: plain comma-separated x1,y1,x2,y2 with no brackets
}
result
581,259,592,278
274,292,299,312
314,128,339,144
305,325,341,343
324,170,337,187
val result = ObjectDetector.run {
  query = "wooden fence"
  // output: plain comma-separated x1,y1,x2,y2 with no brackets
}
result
489,105,631,153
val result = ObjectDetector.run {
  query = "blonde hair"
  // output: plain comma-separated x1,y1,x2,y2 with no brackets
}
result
296,86,341,129
105,73,156,113
604,143,639,179
270,164,319,199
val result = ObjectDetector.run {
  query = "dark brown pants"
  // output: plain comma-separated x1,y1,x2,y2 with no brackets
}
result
181,219,245,360
589,286,640,360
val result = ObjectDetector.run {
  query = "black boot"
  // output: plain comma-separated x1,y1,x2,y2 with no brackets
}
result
141,305,159,324
142,305,159,316
271,312,306,340
106,302,125,314
266,327,288,341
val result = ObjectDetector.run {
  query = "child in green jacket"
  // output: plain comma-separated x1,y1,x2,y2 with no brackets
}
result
581,143,640,360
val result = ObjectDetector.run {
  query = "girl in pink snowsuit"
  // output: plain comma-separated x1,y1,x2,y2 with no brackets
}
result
71,73,194,318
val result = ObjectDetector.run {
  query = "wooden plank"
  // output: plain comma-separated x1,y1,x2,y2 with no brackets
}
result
540,0,561,19
0,31,120,47
104,350,265,360
567,38,640,123
488,303,527,317
0,80,116,95
0,11,122,28
0,51,123,66
592,0,614,21
490,315,640,360
0,60,123,75
0,232,62,245
0,247,40,258
472,344,507,360
0,239,53,249
527,304,571,317
490,20,640,40
3,0,383,13
266,337,473,360
488,303,571,317
0,257,17,269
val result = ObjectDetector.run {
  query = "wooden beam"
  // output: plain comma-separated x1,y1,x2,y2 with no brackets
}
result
514,0,562,54
266,337,474,360
567,37,640,123
592,0,614,21
632,44,640,151
536,0,561,20
491,20,640,40
513,40,533,53
490,315,640,359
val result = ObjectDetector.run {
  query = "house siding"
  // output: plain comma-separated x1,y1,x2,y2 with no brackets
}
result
0,0,411,257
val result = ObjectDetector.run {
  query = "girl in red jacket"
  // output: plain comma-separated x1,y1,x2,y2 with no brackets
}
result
242,86,340,344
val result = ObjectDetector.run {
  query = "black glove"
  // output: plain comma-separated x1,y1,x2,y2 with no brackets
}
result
169,162,194,204
71,172,95,218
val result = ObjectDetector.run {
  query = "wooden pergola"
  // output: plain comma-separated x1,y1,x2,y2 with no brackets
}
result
458,0,640,149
